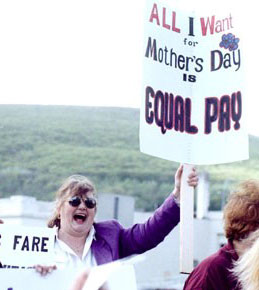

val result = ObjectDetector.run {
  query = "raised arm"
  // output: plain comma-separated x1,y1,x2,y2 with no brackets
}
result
119,165,198,257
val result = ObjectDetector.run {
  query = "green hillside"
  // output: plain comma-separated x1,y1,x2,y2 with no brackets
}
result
0,105,258,211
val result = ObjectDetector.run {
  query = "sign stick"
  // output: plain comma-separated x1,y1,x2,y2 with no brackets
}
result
180,163,194,274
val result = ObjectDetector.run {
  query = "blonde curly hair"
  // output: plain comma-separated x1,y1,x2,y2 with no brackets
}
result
232,229,259,290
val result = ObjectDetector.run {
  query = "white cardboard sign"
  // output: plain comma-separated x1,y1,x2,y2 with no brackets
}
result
140,0,249,165
0,225,56,267
0,268,77,290
0,256,141,290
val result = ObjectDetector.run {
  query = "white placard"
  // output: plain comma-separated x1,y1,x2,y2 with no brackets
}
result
0,268,78,290
0,225,56,267
82,255,143,290
140,0,249,165
0,256,142,290
83,263,137,290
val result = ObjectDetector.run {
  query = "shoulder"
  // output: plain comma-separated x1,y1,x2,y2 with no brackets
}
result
199,248,230,275
94,220,123,237
184,245,233,289
195,249,228,276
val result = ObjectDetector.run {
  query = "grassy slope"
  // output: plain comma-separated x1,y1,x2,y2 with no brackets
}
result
0,105,258,210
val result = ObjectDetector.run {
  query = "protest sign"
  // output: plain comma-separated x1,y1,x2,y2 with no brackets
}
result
139,0,249,273
0,255,142,290
0,268,78,290
140,0,249,165
82,255,143,290
0,225,55,267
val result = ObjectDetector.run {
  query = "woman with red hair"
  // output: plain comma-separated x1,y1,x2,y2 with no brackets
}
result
184,180,259,290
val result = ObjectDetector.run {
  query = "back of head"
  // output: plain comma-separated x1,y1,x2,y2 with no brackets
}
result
223,180,259,241
232,229,259,290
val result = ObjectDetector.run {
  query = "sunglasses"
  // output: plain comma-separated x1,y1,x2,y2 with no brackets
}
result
68,196,97,209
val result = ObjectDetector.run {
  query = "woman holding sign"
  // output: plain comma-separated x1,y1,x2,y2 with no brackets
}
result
35,165,198,274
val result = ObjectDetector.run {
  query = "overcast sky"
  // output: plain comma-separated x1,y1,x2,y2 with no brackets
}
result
0,0,258,136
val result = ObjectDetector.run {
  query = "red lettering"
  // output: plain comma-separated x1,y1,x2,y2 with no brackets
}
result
172,12,180,33
200,15,215,36
162,8,170,30
149,3,160,25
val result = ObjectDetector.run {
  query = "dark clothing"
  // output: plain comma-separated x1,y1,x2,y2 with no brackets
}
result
183,241,241,290
92,195,180,265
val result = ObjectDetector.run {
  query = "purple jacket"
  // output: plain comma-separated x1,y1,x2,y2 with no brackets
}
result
91,195,180,265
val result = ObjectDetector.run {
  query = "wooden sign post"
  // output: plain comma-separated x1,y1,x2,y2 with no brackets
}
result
180,164,194,273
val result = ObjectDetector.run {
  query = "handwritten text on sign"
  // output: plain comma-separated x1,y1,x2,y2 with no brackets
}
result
140,0,248,165
0,225,56,267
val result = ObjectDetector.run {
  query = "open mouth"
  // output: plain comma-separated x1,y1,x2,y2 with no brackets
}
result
73,213,87,224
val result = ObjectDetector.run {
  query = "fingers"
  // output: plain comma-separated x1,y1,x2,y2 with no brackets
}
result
175,164,184,179
174,164,184,190
34,264,57,276
187,167,199,187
